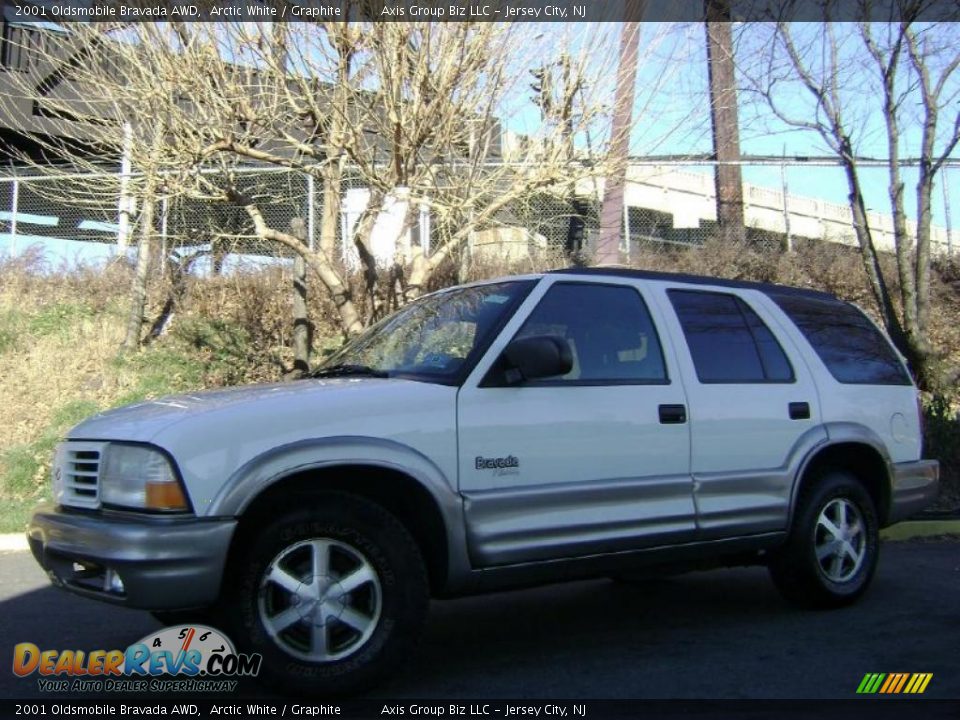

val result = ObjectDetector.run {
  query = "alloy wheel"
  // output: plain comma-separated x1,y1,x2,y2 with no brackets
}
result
813,498,867,583
258,538,382,662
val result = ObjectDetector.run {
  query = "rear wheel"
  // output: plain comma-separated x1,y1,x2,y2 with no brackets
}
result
223,493,429,696
770,470,879,609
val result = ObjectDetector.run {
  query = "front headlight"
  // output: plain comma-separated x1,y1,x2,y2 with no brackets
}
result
100,444,189,512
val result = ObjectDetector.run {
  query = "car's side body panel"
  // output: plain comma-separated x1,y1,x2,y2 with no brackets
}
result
461,472,697,566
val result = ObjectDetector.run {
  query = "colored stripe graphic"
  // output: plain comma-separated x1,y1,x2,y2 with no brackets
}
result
878,674,897,693
859,673,886,694
912,673,933,694
857,673,932,694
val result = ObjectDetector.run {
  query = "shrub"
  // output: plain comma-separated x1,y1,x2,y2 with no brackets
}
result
923,394,960,511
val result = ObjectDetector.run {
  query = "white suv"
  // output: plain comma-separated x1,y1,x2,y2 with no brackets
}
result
29,268,939,694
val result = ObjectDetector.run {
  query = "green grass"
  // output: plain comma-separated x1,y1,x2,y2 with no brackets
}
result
0,494,51,534
0,399,102,532
881,520,960,541
0,308,23,354
0,344,212,534
112,345,208,407
26,302,94,338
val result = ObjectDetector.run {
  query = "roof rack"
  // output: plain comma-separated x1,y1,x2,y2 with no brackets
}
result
546,266,837,300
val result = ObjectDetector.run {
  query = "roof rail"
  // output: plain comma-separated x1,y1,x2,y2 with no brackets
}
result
547,266,838,300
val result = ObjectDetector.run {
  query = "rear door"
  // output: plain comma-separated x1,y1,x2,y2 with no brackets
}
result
654,286,822,538
457,279,695,567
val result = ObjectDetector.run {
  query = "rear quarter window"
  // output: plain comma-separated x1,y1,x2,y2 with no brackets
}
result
767,292,911,386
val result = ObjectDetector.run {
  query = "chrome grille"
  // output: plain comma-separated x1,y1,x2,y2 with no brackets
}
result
53,442,106,509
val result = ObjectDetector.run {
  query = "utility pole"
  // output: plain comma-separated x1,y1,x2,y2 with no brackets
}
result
705,0,745,244
596,2,646,265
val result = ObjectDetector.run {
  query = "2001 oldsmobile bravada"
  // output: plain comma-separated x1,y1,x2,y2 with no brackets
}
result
28,268,939,695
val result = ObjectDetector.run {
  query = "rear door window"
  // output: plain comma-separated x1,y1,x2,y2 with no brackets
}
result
668,290,795,384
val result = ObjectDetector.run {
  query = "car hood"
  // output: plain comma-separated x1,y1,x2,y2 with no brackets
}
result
67,377,409,442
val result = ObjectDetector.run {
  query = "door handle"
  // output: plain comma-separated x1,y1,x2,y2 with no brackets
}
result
659,404,687,424
789,402,811,420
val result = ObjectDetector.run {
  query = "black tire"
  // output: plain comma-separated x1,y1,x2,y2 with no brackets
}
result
222,492,429,697
769,470,879,609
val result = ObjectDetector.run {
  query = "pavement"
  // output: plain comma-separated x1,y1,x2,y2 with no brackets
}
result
0,537,958,700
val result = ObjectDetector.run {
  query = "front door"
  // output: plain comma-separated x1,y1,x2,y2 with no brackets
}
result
457,280,695,567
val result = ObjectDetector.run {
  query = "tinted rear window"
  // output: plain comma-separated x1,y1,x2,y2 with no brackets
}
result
767,293,911,385
669,290,794,383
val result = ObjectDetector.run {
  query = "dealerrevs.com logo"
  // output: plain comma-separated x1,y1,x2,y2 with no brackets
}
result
13,625,261,693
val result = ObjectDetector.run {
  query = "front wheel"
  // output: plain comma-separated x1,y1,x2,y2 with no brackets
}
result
769,471,879,609
223,493,429,696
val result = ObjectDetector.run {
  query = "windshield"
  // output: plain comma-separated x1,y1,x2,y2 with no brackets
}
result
318,280,535,383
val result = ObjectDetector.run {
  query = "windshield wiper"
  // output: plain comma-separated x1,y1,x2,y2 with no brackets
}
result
311,363,390,379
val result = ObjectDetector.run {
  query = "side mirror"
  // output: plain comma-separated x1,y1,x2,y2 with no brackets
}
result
501,335,573,384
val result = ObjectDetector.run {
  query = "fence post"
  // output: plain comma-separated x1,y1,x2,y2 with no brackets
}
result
420,200,430,255
944,166,953,256
622,202,631,259
307,173,316,251
117,122,133,255
9,177,19,255
158,196,169,279
780,159,792,252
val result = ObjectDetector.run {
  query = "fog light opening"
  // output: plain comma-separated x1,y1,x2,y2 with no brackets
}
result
104,569,125,595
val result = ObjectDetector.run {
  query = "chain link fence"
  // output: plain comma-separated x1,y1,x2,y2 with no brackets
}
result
0,162,956,270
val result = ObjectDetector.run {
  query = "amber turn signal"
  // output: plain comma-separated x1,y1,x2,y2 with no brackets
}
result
145,480,189,511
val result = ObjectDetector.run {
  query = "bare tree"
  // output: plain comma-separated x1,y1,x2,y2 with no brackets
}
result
213,22,616,331
738,16,960,389
0,23,241,349
0,21,619,361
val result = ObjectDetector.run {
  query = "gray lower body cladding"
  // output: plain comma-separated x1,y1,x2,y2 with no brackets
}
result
28,505,236,610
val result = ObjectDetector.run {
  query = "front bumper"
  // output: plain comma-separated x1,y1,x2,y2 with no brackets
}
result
887,459,940,525
27,505,237,610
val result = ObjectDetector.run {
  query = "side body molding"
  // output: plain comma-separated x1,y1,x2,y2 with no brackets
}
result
206,436,473,591
692,424,830,539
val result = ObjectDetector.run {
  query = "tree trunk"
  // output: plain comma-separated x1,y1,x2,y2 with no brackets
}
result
839,160,918,365
289,218,312,377
830,141,934,388
238,197,365,339
122,194,156,351
878,58,920,351
913,125,939,389
351,193,387,324
319,166,341,260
